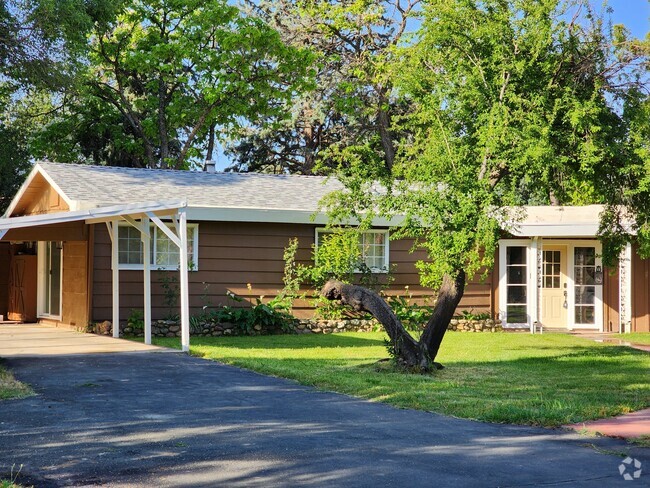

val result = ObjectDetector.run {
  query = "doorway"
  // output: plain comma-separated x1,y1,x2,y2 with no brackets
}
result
37,241,62,319
541,246,567,328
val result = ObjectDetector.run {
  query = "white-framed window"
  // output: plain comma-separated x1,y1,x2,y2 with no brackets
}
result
118,223,199,270
315,228,390,273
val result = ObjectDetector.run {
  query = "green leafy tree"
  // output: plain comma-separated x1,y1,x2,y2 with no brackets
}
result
0,1,120,193
322,0,649,370
82,0,313,169
0,95,30,213
8,0,312,169
226,0,419,174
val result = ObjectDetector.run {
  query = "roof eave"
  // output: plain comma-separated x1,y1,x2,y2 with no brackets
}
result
0,200,187,234
3,162,77,218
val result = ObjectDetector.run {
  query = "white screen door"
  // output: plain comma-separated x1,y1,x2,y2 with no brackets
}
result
38,242,62,318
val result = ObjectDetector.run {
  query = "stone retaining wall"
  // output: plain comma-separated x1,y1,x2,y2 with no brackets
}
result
448,319,502,332
92,317,502,337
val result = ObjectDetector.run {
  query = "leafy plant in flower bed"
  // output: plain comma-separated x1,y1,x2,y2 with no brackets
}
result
193,290,295,335
386,294,433,332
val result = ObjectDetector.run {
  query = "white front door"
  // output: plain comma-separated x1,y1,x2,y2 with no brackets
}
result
541,246,567,328
38,241,62,319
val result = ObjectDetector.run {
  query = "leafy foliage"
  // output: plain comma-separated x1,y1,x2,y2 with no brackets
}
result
127,309,145,331
4,0,313,169
325,0,649,284
318,0,649,368
227,0,419,174
386,294,433,331
202,290,295,334
0,111,30,213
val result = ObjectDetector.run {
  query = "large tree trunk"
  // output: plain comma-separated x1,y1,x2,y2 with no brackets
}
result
321,270,466,371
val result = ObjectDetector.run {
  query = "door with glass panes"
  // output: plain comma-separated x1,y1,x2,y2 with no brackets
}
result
541,246,567,328
38,241,62,318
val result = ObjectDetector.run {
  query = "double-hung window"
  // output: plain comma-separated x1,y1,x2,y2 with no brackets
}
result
315,229,389,273
117,223,198,270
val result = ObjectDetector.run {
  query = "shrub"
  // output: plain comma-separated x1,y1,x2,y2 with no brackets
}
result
386,294,433,331
127,309,144,330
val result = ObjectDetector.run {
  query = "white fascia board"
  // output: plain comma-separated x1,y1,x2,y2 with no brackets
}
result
512,223,600,237
186,206,403,227
0,200,187,231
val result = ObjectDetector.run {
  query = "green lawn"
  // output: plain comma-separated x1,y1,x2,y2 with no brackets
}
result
619,333,650,345
148,332,649,427
0,364,32,400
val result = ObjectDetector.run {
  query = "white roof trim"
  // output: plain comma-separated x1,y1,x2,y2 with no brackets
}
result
511,223,600,238
3,163,75,218
0,200,187,234
186,206,403,226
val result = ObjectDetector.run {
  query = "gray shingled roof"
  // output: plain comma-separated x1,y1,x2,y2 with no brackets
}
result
38,162,342,211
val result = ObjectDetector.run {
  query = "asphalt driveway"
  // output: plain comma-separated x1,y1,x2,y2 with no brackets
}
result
1,351,648,487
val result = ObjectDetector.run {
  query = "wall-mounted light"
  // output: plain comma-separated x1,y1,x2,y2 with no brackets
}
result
595,265,603,285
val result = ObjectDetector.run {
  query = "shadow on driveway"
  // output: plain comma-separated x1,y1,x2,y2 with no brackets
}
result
1,352,647,487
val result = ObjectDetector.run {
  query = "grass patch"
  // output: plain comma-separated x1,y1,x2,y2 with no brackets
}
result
0,364,33,400
619,333,650,345
0,464,30,488
628,435,650,448
145,332,650,427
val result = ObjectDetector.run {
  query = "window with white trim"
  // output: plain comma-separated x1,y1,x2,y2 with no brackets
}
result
315,229,389,272
505,246,527,324
117,223,198,270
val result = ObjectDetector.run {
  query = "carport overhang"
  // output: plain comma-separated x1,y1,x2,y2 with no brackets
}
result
0,200,192,352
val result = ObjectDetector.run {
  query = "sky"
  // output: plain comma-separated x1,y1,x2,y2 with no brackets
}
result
604,0,649,39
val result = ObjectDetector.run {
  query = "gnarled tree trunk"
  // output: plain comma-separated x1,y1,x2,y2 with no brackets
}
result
321,270,466,371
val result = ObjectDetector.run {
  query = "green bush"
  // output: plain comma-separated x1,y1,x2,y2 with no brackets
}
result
127,309,144,330
191,290,296,335
456,309,492,321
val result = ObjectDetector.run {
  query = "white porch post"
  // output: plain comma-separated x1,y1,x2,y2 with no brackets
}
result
142,216,152,345
178,208,190,352
529,237,540,334
619,242,632,333
110,220,120,338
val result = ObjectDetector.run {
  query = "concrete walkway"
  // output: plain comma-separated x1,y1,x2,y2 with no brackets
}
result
570,331,650,353
568,409,650,439
0,339,647,486
0,324,170,357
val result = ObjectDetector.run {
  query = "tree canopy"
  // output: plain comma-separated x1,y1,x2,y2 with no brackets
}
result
3,0,313,169
225,0,418,174
320,0,650,368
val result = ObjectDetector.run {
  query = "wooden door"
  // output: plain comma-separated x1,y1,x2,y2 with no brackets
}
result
8,255,37,322
541,246,567,328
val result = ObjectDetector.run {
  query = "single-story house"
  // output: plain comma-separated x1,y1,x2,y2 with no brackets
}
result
0,162,646,350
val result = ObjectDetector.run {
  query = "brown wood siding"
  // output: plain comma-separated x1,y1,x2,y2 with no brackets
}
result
631,244,650,332
602,266,619,333
91,222,495,322
61,241,89,328
0,242,10,317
